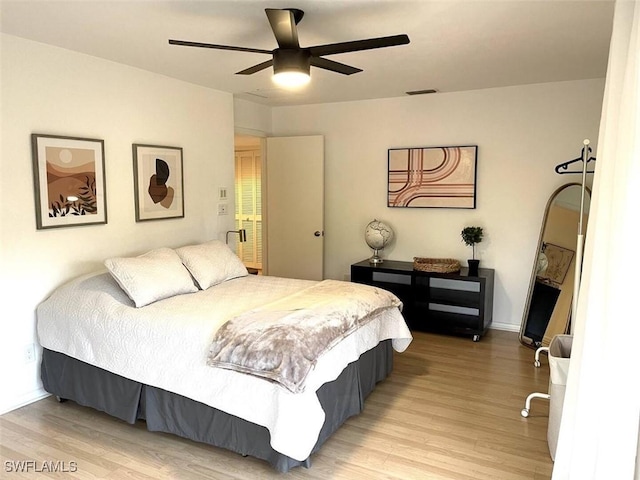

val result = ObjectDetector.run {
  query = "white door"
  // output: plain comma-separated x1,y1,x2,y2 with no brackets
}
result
265,135,324,280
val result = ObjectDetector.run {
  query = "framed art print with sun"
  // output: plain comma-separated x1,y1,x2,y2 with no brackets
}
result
31,134,107,229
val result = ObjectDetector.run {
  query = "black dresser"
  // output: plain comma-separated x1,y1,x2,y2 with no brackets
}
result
351,259,494,341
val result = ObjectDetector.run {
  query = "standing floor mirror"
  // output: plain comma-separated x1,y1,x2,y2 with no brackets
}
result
519,183,591,348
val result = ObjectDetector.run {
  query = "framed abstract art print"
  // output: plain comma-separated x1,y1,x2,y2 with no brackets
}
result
388,145,477,208
133,144,184,221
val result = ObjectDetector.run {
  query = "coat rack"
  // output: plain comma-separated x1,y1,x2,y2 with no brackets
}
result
555,139,596,321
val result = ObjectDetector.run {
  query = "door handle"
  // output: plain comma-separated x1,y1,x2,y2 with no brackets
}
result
314,231,323,237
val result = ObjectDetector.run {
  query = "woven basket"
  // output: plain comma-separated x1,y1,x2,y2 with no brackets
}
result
413,257,461,273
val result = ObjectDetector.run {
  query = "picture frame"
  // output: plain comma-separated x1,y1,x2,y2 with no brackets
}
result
31,134,107,229
537,242,575,286
388,145,477,208
133,144,184,221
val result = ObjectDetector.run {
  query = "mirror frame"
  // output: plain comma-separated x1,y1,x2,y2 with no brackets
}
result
519,182,591,348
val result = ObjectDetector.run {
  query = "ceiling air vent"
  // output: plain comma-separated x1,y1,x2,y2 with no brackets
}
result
406,89,438,95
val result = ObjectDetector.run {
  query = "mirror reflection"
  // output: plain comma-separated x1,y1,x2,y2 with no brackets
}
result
520,183,590,348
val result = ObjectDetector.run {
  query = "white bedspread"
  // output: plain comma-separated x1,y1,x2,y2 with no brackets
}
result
36,271,412,461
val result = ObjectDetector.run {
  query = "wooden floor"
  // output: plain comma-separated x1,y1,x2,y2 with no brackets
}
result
0,330,553,479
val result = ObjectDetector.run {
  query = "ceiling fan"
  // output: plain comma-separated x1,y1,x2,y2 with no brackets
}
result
169,8,410,87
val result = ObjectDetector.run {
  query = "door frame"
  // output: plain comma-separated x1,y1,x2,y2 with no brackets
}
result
234,129,324,279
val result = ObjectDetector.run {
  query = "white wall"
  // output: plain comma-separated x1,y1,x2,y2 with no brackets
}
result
0,32,605,413
271,79,605,330
234,98,272,136
0,34,235,413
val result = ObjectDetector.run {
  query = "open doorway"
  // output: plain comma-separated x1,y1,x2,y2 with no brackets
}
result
233,133,324,280
234,134,263,274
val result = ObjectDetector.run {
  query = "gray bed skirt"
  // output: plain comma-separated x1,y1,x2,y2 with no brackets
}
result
41,340,393,472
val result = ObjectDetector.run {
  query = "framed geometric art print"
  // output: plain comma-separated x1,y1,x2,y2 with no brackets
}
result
132,144,184,221
388,145,477,208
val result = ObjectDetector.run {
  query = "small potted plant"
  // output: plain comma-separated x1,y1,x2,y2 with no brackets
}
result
461,226,483,276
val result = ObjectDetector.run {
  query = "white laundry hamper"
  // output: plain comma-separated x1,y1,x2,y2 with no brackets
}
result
547,334,572,459
521,334,573,460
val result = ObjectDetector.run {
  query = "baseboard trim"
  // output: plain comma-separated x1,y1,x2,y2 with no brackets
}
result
489,322,521,333
0,388,50,415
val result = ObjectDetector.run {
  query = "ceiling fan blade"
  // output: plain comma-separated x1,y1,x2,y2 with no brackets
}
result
310,57,362,75
168,39,271,55
309,34,410,57
236,59,274,75
265,8,300,49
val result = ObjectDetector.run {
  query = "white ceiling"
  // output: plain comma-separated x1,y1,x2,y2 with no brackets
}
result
1,0,615,107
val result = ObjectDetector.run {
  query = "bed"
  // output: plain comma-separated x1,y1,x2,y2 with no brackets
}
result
36,241,412,472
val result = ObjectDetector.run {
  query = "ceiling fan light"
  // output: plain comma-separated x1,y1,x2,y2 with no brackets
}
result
272,70,310,88
272,49,311,88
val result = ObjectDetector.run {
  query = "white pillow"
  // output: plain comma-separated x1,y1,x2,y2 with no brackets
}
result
175,240,248,290
104,247,198,307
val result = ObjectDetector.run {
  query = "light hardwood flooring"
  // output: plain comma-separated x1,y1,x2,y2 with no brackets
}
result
1,330,553,479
